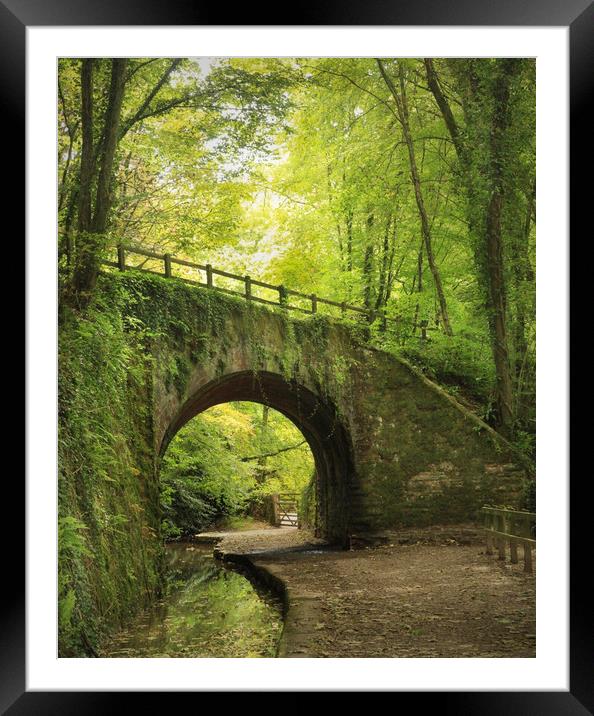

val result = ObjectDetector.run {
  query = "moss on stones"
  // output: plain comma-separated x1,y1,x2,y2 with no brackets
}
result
59,270,533,653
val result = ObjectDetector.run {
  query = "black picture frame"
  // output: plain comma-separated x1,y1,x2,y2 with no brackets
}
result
13,0,588,711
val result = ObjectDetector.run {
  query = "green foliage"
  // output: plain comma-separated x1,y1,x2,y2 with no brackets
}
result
298,475,317,530
58,281,162,656
521,477,536,512
513,428,536,463
160,401,315,537
159,407,254,537
57,56,536,653
397,331,495,407
59,55,535,438
160,474,218,539
58,56,294,264
58,516,91,642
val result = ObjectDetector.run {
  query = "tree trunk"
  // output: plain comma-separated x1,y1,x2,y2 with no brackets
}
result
72,59,128,304
258,405,270,468
383,220,398,305
485,189,514,431
482,60,521,434
423,59,464,163
91,59,128,234
256,404,270,483
363,212,375,315
326,164,345,269
511,180,536,382
61,187,78,267
66,58,192,309
412,238,423,335
345,208,353,273
375,214,392,311
425,58,525,434
77,59,94,234
376,59,453,336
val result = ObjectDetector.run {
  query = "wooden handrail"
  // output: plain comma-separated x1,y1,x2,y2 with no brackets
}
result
481,507,534,519
481,506,536,573
102,241,439,333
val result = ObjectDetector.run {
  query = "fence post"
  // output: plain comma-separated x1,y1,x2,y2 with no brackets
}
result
341,301,346,319
510,539,519,564
245,275,252,300
483,506,535,571
164,253,172,278
206,264,213,288
279,285,288,308
497,512,506,560
272,494,280,527
311,293,317,314
509,513,519,563
484,509,494,555
523,541,533,573
117,244,126,271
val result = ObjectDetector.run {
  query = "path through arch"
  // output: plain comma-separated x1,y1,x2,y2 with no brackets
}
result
160,370,355,545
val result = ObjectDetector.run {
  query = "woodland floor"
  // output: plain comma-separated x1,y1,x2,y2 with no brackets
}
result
209,526,536,658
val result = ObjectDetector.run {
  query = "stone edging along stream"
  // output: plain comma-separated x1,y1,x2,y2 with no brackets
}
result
203,524,486,658
214,551,292,657
210,539,329,658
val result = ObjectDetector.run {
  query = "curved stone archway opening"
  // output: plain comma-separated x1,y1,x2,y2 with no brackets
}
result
160,370,354,545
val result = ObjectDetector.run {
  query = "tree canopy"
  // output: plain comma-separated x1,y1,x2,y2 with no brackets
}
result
58,56,535,447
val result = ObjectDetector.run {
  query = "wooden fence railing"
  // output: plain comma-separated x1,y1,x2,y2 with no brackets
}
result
101,242,437,336
481,506,536,573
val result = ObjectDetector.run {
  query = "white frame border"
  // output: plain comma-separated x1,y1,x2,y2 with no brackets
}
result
26,26,568,692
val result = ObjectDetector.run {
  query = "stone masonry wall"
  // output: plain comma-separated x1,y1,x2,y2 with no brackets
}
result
135,273,531,542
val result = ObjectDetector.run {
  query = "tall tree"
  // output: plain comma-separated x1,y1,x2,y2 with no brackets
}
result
72,59,128,300
376,59,454,336
423,58,533,433
60,57,295,308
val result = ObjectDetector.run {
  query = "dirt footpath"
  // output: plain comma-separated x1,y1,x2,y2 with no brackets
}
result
215,528,536,658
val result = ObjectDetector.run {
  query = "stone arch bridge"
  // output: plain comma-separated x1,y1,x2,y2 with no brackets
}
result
117,270,529,546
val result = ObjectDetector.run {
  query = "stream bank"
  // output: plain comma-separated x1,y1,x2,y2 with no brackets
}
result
99,542,283,658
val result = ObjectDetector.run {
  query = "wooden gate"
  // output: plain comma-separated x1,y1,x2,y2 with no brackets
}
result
276,492,299,527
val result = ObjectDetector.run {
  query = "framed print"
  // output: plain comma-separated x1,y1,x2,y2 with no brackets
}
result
13,0,588,711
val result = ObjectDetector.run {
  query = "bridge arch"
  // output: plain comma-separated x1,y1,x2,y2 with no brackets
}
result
159,370,355,545
143,276,527,547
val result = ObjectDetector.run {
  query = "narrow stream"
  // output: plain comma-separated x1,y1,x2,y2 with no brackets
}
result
100,543,283,658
